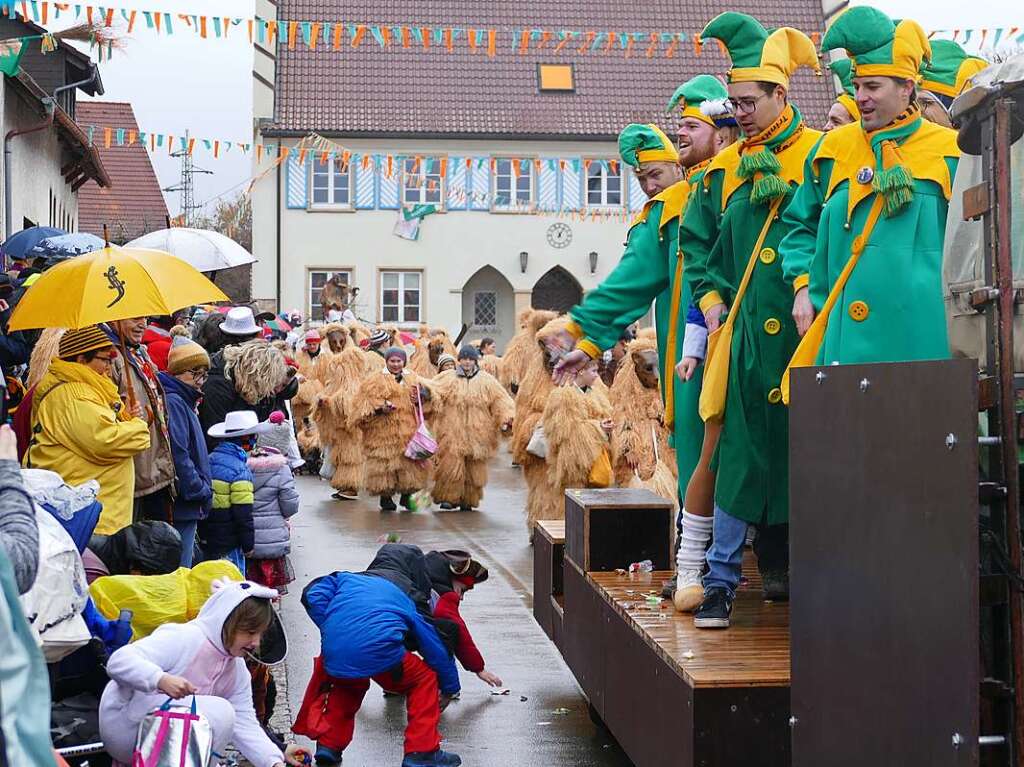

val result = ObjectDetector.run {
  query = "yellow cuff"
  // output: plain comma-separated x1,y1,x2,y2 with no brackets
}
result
576,339,601,360
698,291,724,314
565,320,584,340
793,274,810,293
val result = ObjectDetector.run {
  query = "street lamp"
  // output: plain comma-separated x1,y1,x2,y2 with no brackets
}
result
589,251,598,274
520,251,529,273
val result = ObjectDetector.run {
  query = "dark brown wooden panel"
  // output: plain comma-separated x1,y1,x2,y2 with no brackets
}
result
789,360,979,767
693,687,791,767
533,528,555,640
564,489,674,572
563,560,606,715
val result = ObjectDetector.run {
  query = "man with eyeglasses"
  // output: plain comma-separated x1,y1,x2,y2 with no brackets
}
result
679,12,822,629
157,330,214,567
779,8,959,377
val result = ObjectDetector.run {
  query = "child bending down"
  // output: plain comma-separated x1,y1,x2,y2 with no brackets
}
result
293,570,462,767
99,579,305,766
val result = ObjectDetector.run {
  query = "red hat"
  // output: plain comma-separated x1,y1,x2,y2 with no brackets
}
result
305,329,321,342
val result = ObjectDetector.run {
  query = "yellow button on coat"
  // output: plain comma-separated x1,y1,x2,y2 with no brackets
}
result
768,388,783,404
763,318,781,335
848,300,870,322
759,247,776,265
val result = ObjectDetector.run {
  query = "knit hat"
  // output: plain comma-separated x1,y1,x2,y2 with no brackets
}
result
920,39,988,101
58,326,113,360
821,7,929,82
702,13,820,89
304,329,321,343
368,328,390,348
437,353,456,370
618,124,678,169
457,344,480,361
167,327,211,375
667,74,730,128
829,58,861,121
384,346,407,363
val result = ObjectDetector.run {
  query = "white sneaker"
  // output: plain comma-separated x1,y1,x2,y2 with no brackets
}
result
673,569,704,613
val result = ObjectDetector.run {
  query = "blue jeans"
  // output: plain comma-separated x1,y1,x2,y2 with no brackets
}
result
703,504,748,597
173,520,198,568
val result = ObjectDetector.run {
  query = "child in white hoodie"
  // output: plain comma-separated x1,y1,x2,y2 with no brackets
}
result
99,579,306,767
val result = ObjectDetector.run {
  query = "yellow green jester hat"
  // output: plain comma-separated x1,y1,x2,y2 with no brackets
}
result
667,74,730,128
618,123,678,169
821,6,930,81
829,58,861,121
920,39,988,99
701,12,820,89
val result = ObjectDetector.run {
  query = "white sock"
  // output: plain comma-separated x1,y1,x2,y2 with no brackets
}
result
676,509,713,573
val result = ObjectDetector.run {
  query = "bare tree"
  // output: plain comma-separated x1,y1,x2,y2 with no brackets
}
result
193,192,252,252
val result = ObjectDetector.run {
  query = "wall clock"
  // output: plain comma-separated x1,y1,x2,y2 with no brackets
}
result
547,222,573,249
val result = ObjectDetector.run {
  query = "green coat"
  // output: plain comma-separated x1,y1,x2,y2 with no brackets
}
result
681,125,822,526
569,178,705,495
780,120,959,365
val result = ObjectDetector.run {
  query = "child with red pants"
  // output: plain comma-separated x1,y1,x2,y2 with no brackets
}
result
293,570,462,767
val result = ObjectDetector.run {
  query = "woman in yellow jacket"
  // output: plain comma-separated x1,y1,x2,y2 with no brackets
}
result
24,326,151,535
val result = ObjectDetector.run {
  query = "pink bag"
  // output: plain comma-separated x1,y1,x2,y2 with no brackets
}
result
404,385,437,461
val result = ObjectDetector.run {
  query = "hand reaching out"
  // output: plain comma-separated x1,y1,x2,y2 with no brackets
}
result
675,357,699,382
157,673,196,699
476,669,503,687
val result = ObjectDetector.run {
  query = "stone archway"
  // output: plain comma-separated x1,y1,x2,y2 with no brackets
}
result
532,266,582,313
461,265,516,353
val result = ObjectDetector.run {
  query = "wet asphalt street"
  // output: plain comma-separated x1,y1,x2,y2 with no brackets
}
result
279,455,632,767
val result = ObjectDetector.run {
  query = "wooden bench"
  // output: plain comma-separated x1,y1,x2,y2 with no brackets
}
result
550,488,791,767
532,519,565,648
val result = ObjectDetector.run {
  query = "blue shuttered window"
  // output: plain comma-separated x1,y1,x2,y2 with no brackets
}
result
379,157,400,209
354,156,376,209
285,152,308,209
469,160,490,211
447,156,467,210
560,159,582,210
538,160,559,211
627,168,645,213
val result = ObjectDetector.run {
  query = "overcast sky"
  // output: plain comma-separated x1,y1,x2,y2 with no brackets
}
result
52,0,1020,217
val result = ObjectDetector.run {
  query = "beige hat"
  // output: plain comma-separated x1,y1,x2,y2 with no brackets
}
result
167,329,211,375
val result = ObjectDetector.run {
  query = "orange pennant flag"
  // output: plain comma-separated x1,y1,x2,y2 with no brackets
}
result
465,157,472,169
247,19,253,43
487,29,497,57
104,7,113,26
333,23,343,49
539,30,552,48
421,27,430,49
213,141,220,159
624,36,635,58
666,35,679,58
518,29,530,54
554,33,572,53
401,26,411,48
361,154,371,170
168,136,175,155
646,32,657,57
127,130,136,145
267,21,277,44
40,1,46,24
579,31,596,53
534,158,542,172
188,138,196,155
298,148,307,164
352,25,366,47
468,28,477,52
223,17,230,38
511,159,519,178
256,144,263,163
386,155,394,178
278,145,289,159
85,5,92,24
381,26,392,46
103,127,112,148
444,28,453,52
310,22,320,49
199,15,207,38
126,9,137,32
694,35,703,55
439,157,448,177
341,150,351,169
810,31,820,45
288,21,298,49
320,151,329,164
604,33,615,54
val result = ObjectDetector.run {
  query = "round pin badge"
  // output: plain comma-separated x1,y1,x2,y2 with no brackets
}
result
856,166,874,185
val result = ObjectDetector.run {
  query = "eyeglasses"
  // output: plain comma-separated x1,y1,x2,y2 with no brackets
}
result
727,93,769,115
188,368,209,385
94,354,116,365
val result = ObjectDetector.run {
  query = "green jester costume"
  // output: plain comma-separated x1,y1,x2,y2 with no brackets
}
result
779,7,960,391
680,13,821,530
566,76,730,497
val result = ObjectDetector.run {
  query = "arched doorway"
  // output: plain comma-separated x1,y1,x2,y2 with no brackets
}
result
461,266,516,353
532,266,582,313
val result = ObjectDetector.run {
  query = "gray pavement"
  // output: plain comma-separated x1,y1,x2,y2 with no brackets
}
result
277,455,631,767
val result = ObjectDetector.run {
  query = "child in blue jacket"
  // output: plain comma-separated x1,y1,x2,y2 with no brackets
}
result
200,410,269,572
293,569,462,767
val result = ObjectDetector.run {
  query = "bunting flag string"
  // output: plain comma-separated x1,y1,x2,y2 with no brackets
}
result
0,2,1018,58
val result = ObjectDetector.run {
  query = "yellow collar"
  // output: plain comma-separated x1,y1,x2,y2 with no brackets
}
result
704,126,823,210
630,180,692,230
812,120,960,222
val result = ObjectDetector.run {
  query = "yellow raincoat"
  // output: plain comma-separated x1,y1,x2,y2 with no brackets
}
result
24,358,150,535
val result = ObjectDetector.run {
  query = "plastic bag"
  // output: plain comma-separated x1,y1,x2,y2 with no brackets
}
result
19,506,90,661
404,386,437,461
587,449,613,488
526,424,548,459
319,444,336,481
90,560,242,640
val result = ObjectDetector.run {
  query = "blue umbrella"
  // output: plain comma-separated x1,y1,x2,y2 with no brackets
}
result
27,232,106,262
0,226,64,262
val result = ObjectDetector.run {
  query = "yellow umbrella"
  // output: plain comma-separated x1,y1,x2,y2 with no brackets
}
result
7,245,229,331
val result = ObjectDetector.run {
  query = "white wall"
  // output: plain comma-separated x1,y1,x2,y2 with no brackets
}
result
1,85,78,237
252,136,644,342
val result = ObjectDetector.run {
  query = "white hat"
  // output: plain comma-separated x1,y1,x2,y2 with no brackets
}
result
207,410,273,439
221,307,260,336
